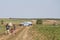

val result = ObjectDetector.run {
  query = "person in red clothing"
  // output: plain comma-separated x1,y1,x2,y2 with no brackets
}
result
10,28,14,33
13,24,16,35
10,24,16,35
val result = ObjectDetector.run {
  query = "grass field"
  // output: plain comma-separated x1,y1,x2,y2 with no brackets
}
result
0,25,5,34
0,19,60,40
30,24,60,40
0,19,31,24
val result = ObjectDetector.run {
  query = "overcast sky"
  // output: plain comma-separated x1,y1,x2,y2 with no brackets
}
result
0,0,60,18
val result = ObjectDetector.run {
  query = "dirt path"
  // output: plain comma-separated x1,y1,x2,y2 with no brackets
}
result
0,27,24,40
0,26,32,40
15,27,30,40
7,26,32,40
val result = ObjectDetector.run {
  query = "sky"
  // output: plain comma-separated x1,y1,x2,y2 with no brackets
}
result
0,0,60,18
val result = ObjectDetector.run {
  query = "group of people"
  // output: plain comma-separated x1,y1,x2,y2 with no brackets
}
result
5,22,16,35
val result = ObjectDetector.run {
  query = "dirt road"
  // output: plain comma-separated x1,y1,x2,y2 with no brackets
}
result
6,26,32,40
0,26,32,40
0,27,25,40
15,27,30,40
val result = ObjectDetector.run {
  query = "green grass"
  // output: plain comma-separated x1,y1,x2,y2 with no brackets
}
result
31,24,60,40
0,19,31,24
0,25,6,34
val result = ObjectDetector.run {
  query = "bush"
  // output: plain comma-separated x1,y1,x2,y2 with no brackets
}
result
36,19,42,24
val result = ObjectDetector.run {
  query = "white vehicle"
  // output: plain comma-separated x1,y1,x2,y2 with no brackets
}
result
19,22,32,26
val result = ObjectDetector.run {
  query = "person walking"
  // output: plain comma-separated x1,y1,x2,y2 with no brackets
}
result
6,23,10,35
13,24,16,35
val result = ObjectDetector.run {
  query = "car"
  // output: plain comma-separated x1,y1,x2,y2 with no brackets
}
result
19,22,32,26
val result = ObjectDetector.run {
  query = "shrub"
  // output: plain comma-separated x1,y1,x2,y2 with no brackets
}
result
36,19,42,24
